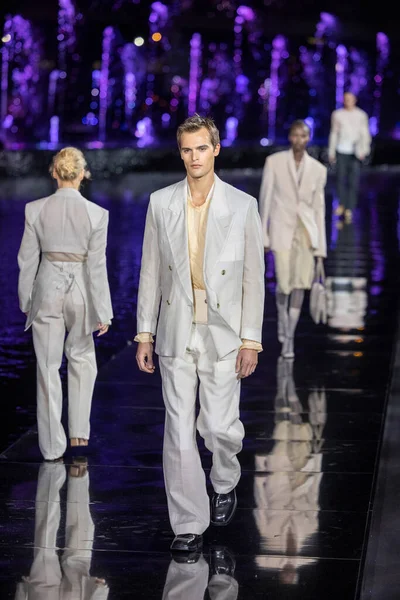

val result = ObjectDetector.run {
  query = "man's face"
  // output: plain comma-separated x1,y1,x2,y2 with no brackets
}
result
288,125,310,152
179,128,220,179
344,92,357,109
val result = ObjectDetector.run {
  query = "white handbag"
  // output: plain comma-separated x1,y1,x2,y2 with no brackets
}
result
310,258,327,325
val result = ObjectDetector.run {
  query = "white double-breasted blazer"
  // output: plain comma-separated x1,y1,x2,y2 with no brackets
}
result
17,188,113,334
259,150,327,257
136,175,265,360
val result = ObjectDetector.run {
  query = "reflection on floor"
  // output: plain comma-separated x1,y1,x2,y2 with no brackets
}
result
0,171,399,598
15,461,109,600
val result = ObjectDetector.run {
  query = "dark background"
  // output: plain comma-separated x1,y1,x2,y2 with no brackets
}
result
0,0,399,147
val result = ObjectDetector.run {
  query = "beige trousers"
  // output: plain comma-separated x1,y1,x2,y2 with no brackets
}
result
32,264,97,460
159,324,244,536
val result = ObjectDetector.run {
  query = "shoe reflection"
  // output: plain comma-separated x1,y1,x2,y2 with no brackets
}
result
163,547,238,599
253,358,327,578
15,460,109,600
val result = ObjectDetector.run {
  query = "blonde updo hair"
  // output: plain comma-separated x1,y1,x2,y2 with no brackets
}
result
50,147,91,182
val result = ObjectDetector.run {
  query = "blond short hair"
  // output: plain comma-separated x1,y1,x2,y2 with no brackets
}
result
50,147,91,181
177,114,220,149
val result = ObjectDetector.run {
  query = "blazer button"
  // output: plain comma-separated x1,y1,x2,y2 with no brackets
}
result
221,270,226,275
204,299,207,304
217,303,220,309
166,300,171,305
169,265,172,271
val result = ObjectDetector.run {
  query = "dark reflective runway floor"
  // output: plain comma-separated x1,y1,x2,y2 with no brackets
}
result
1,171,400,598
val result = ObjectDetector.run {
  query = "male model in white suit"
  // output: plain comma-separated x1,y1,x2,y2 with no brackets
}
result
259,120,327,358
17,148,113,462
328,92,371,223
135,115,265,554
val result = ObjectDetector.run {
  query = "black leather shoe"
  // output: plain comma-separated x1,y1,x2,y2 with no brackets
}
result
211,489,237,526
210,546,236,577
170,533,203,553
44,456,64,463
172,551,202,565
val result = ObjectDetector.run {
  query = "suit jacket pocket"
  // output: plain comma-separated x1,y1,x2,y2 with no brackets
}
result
218,238,245,262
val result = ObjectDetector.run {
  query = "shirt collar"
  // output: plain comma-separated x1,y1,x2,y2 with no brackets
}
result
55,187,82,197
289,149,306,166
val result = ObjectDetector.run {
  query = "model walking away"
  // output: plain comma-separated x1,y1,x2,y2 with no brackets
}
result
18,147,113,461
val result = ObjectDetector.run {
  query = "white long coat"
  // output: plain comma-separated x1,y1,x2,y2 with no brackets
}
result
259,150,327,258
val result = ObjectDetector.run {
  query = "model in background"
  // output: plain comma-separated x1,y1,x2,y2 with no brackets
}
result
328,92,371,223
259,120,327,358
17,147,113,461
135,115,265,553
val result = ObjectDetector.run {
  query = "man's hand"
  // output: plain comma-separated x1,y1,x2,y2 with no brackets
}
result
136,342,155,374
235,348,258,379
97,323,109,337
328,155,336,165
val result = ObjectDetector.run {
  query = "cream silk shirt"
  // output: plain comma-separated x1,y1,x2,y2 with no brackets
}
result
135,183,262,352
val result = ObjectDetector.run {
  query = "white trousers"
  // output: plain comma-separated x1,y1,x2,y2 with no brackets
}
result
162,556,239,600
32,268,97,460
159,324,244,536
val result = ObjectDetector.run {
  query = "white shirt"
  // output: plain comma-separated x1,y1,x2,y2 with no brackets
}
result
328,107,371,158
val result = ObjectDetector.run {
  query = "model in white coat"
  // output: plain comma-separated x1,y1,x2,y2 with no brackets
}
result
259,120,327,358
17,148,113,461
135,115,265,554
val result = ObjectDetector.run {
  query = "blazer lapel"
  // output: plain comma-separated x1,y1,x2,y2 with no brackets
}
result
287,150,299,193
204,175,235,281
162,179,193,304
298,152,312,197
